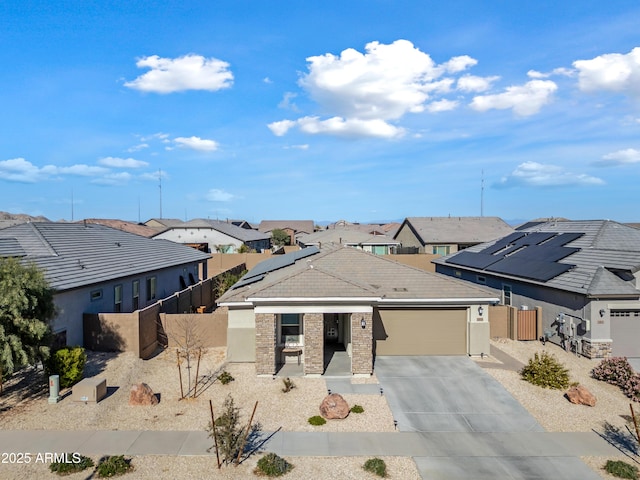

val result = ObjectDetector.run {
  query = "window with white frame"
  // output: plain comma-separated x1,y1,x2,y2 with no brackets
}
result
279,313,302,346
502,284,512,306
146,276,157,301
114,284,123,313
132,280,140,311
432,245,451,255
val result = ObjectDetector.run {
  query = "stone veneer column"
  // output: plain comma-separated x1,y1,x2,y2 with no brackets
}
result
351,312,373,375
255,313,276,375
303,313,324,375
582,339,612,359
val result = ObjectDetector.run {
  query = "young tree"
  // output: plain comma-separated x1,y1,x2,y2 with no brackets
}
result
270,229,290,247
0,258,55,394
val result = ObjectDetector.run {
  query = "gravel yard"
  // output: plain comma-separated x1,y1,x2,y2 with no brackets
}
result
1,340,639,479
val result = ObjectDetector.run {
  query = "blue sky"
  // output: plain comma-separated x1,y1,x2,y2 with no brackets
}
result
2,1,640,224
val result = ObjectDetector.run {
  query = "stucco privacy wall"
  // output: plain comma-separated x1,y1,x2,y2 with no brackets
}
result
160,310,227,349
226,308,256,362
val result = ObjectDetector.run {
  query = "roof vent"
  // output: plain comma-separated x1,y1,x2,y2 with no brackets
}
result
393,287,408,292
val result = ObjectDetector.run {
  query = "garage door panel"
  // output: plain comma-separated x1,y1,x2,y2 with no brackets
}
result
611,311,640,357
375,309,467,355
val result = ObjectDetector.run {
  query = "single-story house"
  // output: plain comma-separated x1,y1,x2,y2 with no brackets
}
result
152,218,271,253
433,220,640,359
394,216,515,255
297,229,400,255
218,246,498,376
258,220,315,246
0,222,210,346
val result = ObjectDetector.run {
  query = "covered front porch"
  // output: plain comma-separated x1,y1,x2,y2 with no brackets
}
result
254,306,373,377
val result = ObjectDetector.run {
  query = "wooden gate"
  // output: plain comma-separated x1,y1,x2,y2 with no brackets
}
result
517,309,538,340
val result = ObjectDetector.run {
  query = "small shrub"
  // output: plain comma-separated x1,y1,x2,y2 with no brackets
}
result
363,458,387,477
308,415,326,426
604,460,639,479
520,351,569,389
96,455,132,477
622,374,640,403
592,357,635,387
46,347,87,388
254,452,294,477
350,404,364,414
217,371,234,385
49,454,94,475
281,377,295,393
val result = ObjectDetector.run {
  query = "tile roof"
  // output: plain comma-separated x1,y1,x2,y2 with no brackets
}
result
297,229,399,246
76,219,158,237
0,222,210,291
435,220,640,297
219,245,496,304
399,216,514,244
258,220,315,234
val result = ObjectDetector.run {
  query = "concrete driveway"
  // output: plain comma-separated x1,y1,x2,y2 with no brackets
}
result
374,356,604,480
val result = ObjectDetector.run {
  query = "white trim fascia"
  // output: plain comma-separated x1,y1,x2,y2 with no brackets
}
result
378,297,499,305
247,296,381,303
218,301,253,307
256,305,373,314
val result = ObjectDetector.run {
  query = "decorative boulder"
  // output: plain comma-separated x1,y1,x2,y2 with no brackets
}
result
566,385,597,407
319,393,350,419
129,383,159,406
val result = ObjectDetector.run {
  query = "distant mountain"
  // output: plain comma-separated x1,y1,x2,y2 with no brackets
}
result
0,211,50,229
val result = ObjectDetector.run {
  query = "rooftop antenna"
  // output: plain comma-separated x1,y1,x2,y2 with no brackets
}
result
138,196,141,223
158,168,163,219
71,188,74,221
480,169,484,217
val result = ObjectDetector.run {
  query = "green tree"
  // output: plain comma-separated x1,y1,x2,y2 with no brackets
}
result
270,229,290,247
0,258,55,394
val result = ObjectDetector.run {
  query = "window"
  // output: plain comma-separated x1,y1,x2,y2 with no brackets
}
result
372,245,388,255
114,285,122,313
146,276,157,301
132,280,140,311
477,275,486,284
432,245,451,255
503,284,512,306
279,313,302,345
90,289,103,301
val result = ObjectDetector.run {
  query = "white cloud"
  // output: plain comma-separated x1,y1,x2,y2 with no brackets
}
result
0,158,108,183
0,158,45,183
268,119,297,136
271,39,478,138
127,143,149,152
527,68,574,79
457,75,500,92
140,170,168,181
174,136,219,152
469,80,557,116
206,188,235,202
284,144,309,150
263,77,272,84
91,172,133,186
98,157,149,168
592,148,640,166
495,161,605,188
278,92,299,111
124,54,233,93
573,47,640,96
426,99,459,112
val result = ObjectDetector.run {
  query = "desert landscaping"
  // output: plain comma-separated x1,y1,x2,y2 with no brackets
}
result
0,339,639,479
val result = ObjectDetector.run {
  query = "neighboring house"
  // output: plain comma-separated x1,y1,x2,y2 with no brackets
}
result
258,220,315,245
76,218,158,237
297,229,400,255
433,220,640,360
325,220,400,237
394,216,515,255
152,219,271,253
0,222,210,346
218,246,498,376
144,218,185,230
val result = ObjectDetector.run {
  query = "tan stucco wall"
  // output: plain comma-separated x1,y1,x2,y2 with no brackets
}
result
208,253,272,276
160,310,228,349
227,308,256,362
382,254,439,272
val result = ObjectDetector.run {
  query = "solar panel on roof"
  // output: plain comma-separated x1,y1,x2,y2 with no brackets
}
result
513,232,557,246
508,245,579,262
539,232,584,247
240,246,320,280
479,232,526,254
232,274,265,289
486,257,573,282
446,251,503,269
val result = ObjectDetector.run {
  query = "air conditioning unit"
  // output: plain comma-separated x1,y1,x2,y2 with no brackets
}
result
520,305,529,310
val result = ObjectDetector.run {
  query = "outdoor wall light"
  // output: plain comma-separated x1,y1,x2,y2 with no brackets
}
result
477,306,484,316
599,308,606,317
361,318,366,329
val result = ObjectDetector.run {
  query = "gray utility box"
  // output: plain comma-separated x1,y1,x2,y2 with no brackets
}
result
72,377,107,403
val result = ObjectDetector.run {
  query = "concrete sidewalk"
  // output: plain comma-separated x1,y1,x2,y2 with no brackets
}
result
0,429,621,458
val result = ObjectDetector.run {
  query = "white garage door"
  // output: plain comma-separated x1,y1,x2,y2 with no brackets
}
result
611,310,640,357
374,309,467,355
